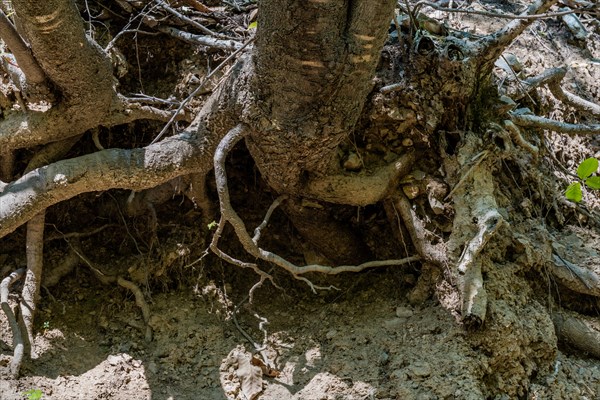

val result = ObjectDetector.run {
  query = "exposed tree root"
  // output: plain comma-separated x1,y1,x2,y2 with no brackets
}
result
448,135,508,329
552,310,600,358
70,244,154,341
0,268,25,377
549,253,600,298
305,151,416,207
456,209,504,329
19,211,45,360
211,124,420,292
117,277,153,342
510,113,600,135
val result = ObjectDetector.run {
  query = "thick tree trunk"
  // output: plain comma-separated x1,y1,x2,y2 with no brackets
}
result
245,0,396,194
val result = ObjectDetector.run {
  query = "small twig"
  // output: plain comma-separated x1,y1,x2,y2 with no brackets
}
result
150,36,255,144
158,26,243,50
46,224,118,241
105,29,159,52
156,0,238,40
380,82,404,94
1,268,25,377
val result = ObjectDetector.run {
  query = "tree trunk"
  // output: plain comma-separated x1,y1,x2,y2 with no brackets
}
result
246,0,396,194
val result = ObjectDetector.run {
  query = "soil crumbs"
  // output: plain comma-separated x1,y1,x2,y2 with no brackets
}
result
1,269,599,400
2,1,600,400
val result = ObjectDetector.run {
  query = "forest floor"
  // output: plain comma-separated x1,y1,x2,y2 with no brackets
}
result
2,1,600,399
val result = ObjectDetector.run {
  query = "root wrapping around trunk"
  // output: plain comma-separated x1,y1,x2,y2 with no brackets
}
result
211,124,420,292
0,268,25,377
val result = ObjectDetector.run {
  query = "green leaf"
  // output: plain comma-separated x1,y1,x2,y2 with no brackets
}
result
565,182,583,202
23,389,43,400
207,221,218,230
248,21,258,30
585,176,600,190
576,157,599,180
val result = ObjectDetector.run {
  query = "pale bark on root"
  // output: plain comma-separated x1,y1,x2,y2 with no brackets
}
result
19,211,45,360
211,124,420,292
510,113,600,135
0,268,25,377
449,137,507,329
553,310,600,358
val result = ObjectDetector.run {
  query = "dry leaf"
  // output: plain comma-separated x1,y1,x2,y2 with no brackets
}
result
236,354,263,400
251,355,281,378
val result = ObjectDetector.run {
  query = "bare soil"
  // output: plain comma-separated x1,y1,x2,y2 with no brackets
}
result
2,1,600,399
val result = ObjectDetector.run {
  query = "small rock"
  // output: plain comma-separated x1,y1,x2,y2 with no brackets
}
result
408,361,431,378
395,306,414,319
383,318,404,330
148,361,158,374
107,355,121,366
343,152,362,171
325,329,337,340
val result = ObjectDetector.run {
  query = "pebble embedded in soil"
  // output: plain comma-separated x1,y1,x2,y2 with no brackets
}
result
408,361,432,378
395,306,414,318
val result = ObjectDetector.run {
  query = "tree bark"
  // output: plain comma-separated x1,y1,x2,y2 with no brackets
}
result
246,0,396,194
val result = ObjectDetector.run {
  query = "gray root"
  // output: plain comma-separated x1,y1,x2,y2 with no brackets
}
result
549,253,600,297
449,141,506,329
552,310,600,358
510,113,600,135
389,192,447,266
457,208,504,329
211,124,420,292
19,211,45,360
0,268,25,377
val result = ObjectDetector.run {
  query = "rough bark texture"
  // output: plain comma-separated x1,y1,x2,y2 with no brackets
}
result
245,0,396,194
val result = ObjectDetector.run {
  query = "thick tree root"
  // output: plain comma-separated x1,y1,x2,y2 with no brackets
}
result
552,310,600,358
457,209,504,329
0,268,25,377
448,135,507,329
19,211,45,360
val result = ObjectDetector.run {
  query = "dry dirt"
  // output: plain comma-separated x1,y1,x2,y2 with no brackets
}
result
0,266,599,400
2,1,600,400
